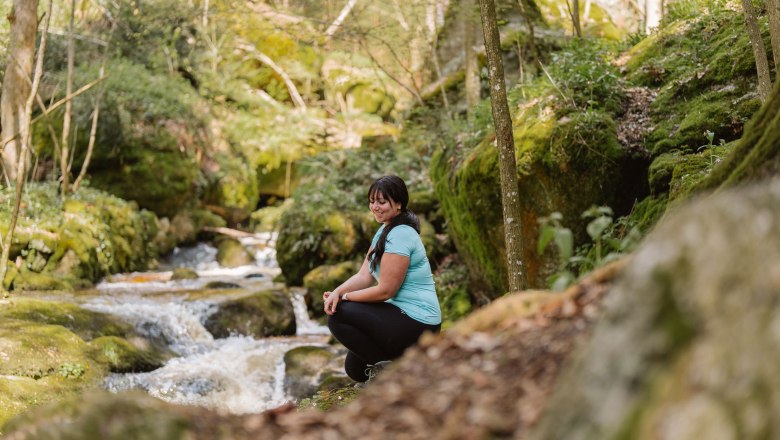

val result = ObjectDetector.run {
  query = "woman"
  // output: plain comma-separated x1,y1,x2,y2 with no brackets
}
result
323,175,442,382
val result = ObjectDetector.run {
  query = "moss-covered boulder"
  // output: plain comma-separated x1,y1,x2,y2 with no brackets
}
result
277,208,374,286
432,103,647,298
1,390,213,439
532,179,780,439
204,289,296,338
87,336,168,373
622,12,761,156
215,237,254,268
0,298,133,341
284,345,346,400
170,267,199,280
302,261,361,321
0,184,161,290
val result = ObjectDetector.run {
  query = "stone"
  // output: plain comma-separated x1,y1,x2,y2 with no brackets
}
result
204,289,296,338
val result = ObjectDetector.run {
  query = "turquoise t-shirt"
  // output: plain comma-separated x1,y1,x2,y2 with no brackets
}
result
370,224,442,325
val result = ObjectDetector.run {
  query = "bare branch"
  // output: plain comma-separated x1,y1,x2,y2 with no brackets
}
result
325,0,359,40
237,42,307,109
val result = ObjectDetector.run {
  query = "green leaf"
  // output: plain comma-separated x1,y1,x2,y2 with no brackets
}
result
538,226,555,255
587,216,612,240
554,228,574,261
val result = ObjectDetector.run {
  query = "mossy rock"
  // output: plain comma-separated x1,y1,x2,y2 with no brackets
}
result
1,390,199,439
0,319,104,382
204,289,296,338
532,179,780,440
284,345,341,400
87,336,168,373
204,281,240,289
277,208,372,285
302,261,361,321
297,386,360,412
215,238,254,268
431,105,648,298
10,268,73,291
0,298,133,341
170,267,199,280
0,374,87,429
256,163,300,199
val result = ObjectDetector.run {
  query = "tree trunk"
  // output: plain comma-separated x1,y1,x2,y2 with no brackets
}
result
698,78,780,191
464,0,481,110
60,0,77,194
742,0,772,102
0,0,52,293
478,0,528,292
1,0,38,184
767,0,780,71
644,0,663,33
567,0,582,38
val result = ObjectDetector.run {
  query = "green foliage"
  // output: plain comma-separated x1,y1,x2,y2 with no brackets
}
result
538,206,641,290
433,259,473,327
547,40,625,113
57,363,86,379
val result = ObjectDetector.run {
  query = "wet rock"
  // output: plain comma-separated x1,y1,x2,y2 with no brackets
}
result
204,281,241,289
87,336,169,373
170,267,199,280
204,289,295,338
532,180,780,440
283,345,347,400
0,298,134,341
215,238,254,268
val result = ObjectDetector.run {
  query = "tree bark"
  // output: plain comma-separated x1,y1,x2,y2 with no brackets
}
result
478,0,528,292
60,0,76,194
1,0,38,184
742,0,772,102
325,0,358,40
767,0,780,71
567,0,582,38
464,0,481,110
0,0,52,293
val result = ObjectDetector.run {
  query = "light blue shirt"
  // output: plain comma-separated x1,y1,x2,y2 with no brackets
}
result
370,224,442,325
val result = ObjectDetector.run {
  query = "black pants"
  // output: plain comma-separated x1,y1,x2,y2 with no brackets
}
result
327,301,440,382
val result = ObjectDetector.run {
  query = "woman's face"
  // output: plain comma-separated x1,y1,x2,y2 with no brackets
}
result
369,190,401,225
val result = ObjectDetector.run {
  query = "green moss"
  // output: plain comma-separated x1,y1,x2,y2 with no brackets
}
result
668,141,734,202
87,336,167,373
433,260,473,327
627,196,668,233
284,346,333,378
170,267,199,280
297,386,360,412
0,298,133,341
215,238,254,268
204,289,296,337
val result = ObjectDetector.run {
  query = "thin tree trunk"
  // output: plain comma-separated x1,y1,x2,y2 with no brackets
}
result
1,0,38,185
464,0,481,110
478,0,528,292
60,0,76,194
0,0,52,293
430,21,450,111
742,0,772,102
767,0,780,72
567,0,582,38
517,0,539,61
325,0,358,40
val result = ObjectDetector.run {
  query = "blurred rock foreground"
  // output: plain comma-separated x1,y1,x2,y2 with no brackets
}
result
6,179,780,438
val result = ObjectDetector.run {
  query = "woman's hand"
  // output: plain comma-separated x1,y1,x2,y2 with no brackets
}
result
323,290,340,315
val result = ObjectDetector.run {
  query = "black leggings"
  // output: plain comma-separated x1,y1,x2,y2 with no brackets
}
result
327,301,440,382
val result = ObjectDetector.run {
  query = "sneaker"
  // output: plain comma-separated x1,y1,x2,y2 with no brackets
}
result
364,360,392,383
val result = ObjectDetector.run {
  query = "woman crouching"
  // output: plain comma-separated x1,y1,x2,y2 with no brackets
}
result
323,175,442,382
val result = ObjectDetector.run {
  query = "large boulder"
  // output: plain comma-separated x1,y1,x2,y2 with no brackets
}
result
531,179,780,439
431,107,647,298
204,290,296,338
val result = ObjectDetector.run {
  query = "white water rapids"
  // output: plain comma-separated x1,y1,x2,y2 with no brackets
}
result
73,234,331,414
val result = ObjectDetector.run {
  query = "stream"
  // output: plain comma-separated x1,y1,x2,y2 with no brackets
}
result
69,234,331,414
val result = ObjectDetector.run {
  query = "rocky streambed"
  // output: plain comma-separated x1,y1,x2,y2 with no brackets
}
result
0,235,350,430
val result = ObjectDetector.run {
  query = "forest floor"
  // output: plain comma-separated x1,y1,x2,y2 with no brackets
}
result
151,260,627,439
617,86,657,154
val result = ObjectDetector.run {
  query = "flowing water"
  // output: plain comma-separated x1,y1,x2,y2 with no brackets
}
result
72,233,331,414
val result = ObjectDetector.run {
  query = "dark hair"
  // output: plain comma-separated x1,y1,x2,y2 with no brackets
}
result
367,175,420,272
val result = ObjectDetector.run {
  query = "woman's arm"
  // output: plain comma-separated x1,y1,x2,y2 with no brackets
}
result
324,252,409,315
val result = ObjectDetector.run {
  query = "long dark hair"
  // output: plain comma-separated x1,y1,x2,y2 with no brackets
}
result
367,175,420,272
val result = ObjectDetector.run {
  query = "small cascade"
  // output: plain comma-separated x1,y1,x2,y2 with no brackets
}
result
86,234,331,413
